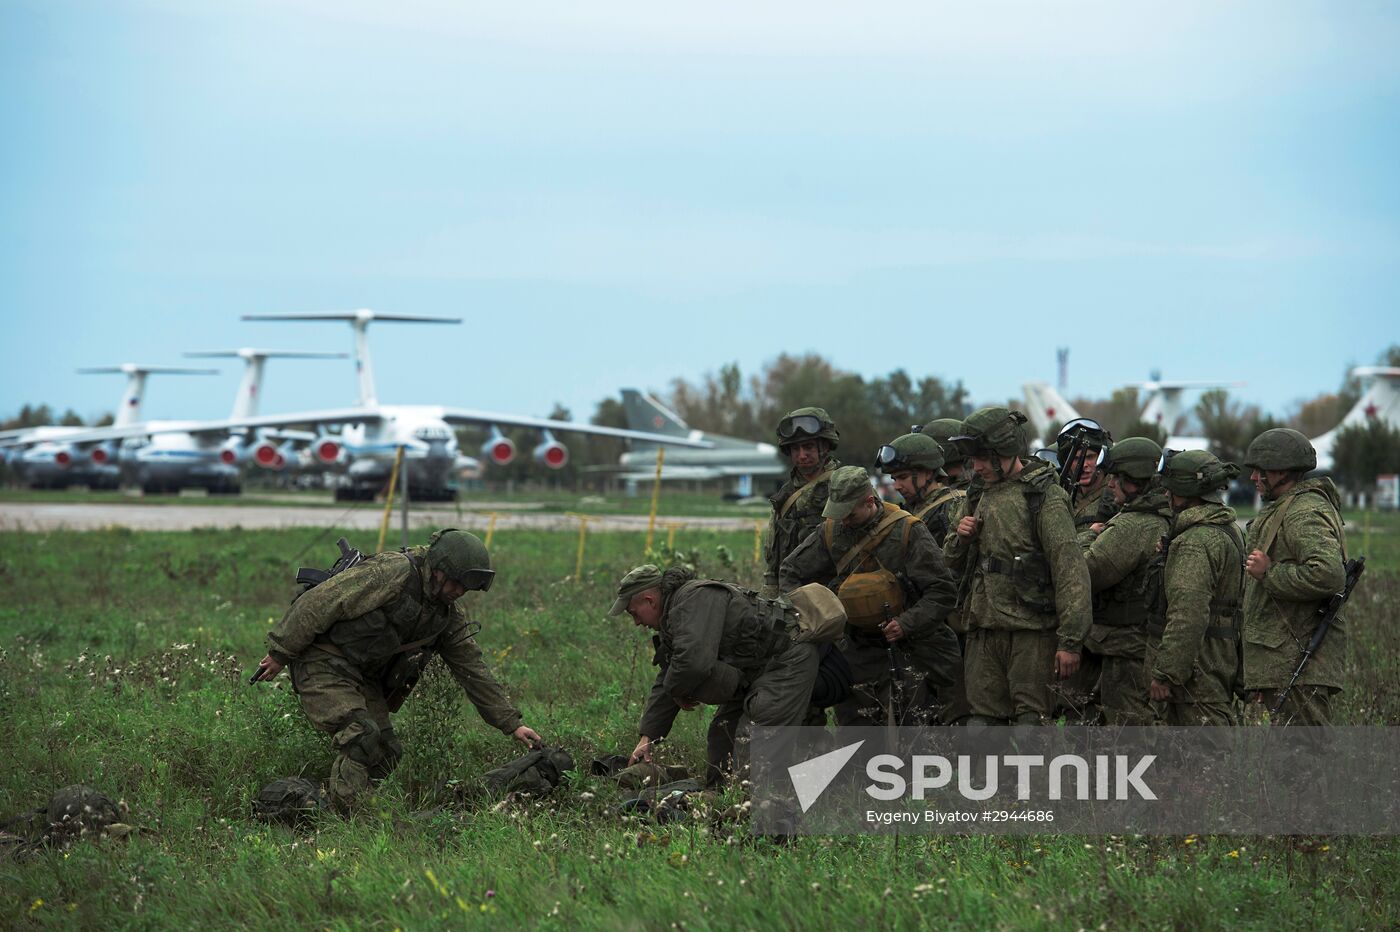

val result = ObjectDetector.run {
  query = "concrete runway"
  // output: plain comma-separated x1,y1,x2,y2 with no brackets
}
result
0,501,761,533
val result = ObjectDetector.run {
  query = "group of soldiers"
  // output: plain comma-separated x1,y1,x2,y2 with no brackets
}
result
252,405,1351,812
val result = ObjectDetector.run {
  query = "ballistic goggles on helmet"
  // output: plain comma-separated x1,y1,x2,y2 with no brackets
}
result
874,444,903,468
454,568,496,592
1157,449,1181,474
1059,417,1109,448
777,414,824,441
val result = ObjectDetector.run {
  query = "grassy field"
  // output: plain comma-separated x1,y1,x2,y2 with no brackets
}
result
2,516,1398,929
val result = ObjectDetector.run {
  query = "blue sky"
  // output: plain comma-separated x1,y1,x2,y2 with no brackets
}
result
2,0,1397,428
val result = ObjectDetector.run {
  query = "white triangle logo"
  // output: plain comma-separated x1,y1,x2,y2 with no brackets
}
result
788,740,865,813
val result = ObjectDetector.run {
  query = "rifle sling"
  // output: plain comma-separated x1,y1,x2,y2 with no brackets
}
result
834,509,909,578
778,467,836,519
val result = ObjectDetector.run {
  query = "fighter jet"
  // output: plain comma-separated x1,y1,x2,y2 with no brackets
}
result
1021,378,1224,451
607,389,785,497
48,310,711,501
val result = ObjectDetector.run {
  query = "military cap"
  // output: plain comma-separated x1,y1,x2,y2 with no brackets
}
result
609,564,663,616
821,465,877,520
1243,428,1317,473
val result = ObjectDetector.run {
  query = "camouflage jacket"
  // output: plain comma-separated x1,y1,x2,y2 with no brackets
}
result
1145,503,1243,701
267,548,523,734
1080,485,1173,658
1071,474,1118,529
942,459,1092,651
907,484,966,548
1242,478,1348,690
762,455,841,594
638,580,792,739
778,501,958,641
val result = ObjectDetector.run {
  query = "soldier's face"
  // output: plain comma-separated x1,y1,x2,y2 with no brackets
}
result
787,440,823,474
624,590,663,630
971,454,1012,483
1078,454,1101,487
841,496,881,527
890,470,923,502
1251,468,1292,500
432,570,467,603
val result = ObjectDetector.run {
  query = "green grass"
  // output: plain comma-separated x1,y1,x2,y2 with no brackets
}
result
1,522,1398,929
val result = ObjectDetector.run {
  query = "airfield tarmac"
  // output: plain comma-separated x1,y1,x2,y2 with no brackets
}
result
0,500,759,533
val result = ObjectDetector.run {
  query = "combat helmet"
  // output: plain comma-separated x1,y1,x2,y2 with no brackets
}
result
921,417,967,463
775,407,840,451
874,433,945,475
252,777,328,825
425,529,495,591
1158,449,1239,502
951,407,1028,458
46,785,121,838
1056,418,1112,470
1243,428,1317,473
1102,437,1163,481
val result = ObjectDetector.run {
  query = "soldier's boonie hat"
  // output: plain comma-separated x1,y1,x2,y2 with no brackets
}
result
775,407,840,450
821,466,876,520
609,564,663,615
426,529,495,591
1243,427,1317,473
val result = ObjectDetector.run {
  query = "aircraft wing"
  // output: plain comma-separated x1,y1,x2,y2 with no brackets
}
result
33,407,384,445
437,408,712,449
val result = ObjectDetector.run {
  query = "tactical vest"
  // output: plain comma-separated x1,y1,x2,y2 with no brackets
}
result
653,580,795,680
315,553,438,668
965,468,1058,615
767,463,838,569
823,503,919,631
1092,510,1170,628
913,487,962,545
1143,523,1244,640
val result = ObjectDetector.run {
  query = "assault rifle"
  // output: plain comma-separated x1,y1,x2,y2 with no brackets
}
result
1057,427,1096,494
1270,556,1366,715
880,601,902,727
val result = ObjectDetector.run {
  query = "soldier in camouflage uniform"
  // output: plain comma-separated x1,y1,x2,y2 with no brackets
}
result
1079,437,1172,725
780,465,960,726
923,417,972,491
251,529,542,812
1144,451,1244,725
613,564,818,779
875,432,970,723
942,408,1092,725
1058,418,1118,530
761,408,842,599
1242,429,1348,725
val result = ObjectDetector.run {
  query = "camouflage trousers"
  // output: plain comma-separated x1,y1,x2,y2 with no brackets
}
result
1249,685,1336,727
1099,654,1156,726
290,654,404,812
964,628,1058,725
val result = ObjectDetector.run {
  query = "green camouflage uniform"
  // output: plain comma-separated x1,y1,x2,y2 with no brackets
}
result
943,459,1092,724
267,548,522,810
637,579,818,779
1071,475,1118,528
908,484,966,549
1144,503,1244,725
1243,478,1347,725
780,501,960,726
1081,485,1172,725
762,454,841,598
908,484,970,722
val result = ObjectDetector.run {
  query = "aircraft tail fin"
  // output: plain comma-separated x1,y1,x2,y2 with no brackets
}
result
186,349,348,420
621,389,690,447
1313,367,1400,471
77,364,218,428
1021,382,1082,446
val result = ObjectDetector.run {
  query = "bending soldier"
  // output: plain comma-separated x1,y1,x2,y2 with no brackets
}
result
1144,451,1245,725
761,407,842,600
1079,437,1173,725
614,565,820,782
1242,429,1348,725
780,465,960,726
942,407,1091,725
251,529,542,812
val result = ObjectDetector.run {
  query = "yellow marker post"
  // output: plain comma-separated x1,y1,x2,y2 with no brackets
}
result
644,446,666,553
377,445,405,553
667,523,678,550
484,512,499,549
569,513,591,581
754,520,764,564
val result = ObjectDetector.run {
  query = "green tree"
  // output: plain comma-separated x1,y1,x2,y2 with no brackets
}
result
1330,421,1400,491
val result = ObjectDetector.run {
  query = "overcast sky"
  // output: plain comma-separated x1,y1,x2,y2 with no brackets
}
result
3,0,1396,429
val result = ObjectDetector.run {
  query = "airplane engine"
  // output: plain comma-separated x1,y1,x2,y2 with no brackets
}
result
251,440,281,469
313,436,343,465
53,447,74,468
533,432,569,470
89,442,117,465
480,427,516,466
218,437,245,466
272,441,298,470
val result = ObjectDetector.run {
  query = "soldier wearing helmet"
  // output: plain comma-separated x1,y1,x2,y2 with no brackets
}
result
922,417,973,490
1241,429,1347,725
761,407,843,599
252,529,542,811
780,465,960,726
1142,450,1245,725
1057,418,1118,530
941,407,1092,725
1076,437,1172,725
